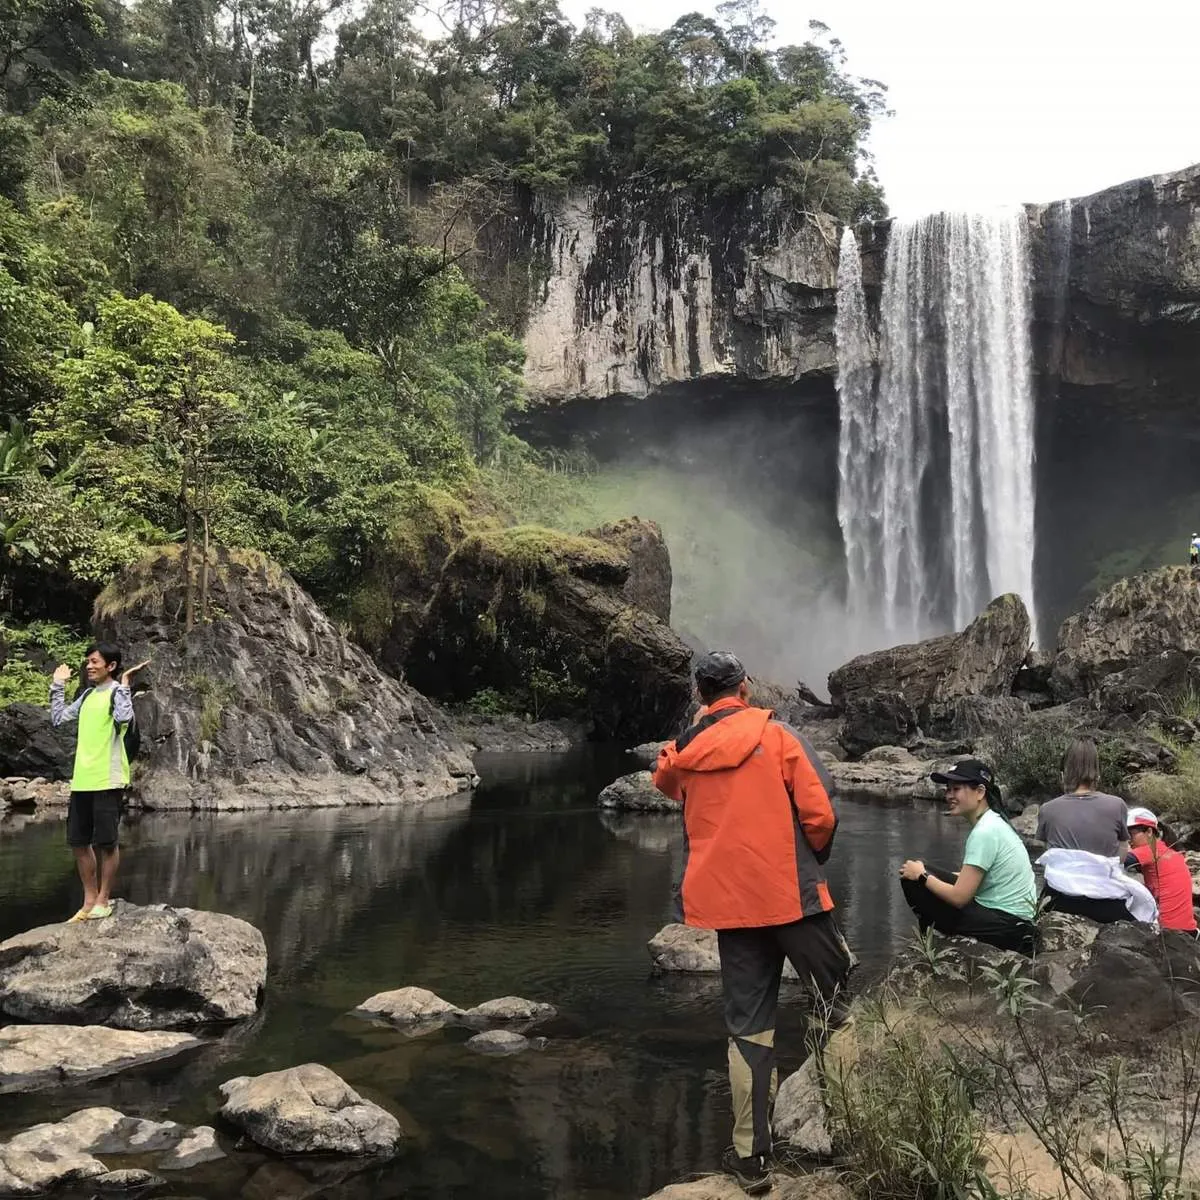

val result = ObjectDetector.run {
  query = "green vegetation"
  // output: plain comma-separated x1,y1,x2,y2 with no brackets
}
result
0,0,885,676
0,619,87,704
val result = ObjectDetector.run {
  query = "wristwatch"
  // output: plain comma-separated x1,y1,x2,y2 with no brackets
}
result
919,871,930,887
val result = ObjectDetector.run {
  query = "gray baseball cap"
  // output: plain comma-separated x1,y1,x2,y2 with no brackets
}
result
694,650,747,692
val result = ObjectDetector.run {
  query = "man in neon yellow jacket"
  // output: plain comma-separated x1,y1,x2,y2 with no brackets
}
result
50,642,148,922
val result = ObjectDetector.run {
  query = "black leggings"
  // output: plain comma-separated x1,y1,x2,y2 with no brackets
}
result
901,867,1038,956
1040,885,1131,925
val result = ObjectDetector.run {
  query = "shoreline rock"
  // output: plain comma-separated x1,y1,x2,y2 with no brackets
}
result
0,901,267,1029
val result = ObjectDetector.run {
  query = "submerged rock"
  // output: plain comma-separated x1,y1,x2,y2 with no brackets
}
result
93,546,477,809
218,1063,401,1157
0,1024,201,1094
157,1126,225,1170
0,901,266,1029
465,1030,544,1056
0,1107,221,1194
461,997,556,1027
92,1168,167,1191
354,986,463,1027
598,771,679,812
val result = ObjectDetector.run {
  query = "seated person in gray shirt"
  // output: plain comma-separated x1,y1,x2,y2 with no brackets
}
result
1036,737,1130,923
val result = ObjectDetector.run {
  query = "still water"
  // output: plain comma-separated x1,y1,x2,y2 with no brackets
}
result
0,748,965,1199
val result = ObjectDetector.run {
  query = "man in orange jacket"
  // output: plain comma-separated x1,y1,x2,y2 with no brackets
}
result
654,651,850,1195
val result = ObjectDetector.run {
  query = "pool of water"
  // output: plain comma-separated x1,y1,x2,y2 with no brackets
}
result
0,748,965,1199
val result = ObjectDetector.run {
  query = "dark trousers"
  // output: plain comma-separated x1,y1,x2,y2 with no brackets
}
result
716,911,852,1158
901,867,1038,955
1040,884,1131,925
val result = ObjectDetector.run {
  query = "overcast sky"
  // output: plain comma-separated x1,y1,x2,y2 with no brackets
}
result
559,0,1200,218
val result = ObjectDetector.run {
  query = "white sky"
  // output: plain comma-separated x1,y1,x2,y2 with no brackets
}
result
559,0,1200,218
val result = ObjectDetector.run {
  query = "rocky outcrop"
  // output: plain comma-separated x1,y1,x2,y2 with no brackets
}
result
405,526,692,741
0,777,68,807
598,771,679,812
0,1025,201,1094
0,901,266,1029
586,518,672,622
0,705,73,780
829,594,1031,711
219,1064,401,1157
1050,567,1200,711
523,189,839,404
92,546,476,809
0,1107,223,1194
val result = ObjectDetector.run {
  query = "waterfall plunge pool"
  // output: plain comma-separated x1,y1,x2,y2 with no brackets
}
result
0,748,965,1198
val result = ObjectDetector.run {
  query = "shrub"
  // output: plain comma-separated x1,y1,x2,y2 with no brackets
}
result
0,619,87,706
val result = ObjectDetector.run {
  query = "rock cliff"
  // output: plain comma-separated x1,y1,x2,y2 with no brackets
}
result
522,189,840,404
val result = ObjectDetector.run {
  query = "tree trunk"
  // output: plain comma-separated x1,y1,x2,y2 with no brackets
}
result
199,505,211,624
182,458,195,633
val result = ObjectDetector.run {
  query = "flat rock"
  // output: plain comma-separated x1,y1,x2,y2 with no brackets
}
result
598,771,679,812
460,996,556,1026
628,741,667,767
0,1024,201,1094
825,751,943,801
218,1063,401,1156
157,1126,225,1170
354,986,463,1026
648,925,799,980
773,1057,832,1156
465,1030,543,1055
0,901,266,1029
644,1170,851,1199
92,1168,166,1190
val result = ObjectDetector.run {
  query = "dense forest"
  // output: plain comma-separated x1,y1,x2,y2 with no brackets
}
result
0,0,886,688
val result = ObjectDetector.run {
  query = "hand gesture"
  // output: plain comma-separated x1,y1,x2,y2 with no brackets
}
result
121,660,151,688
899,859,927,882
52,664,73,685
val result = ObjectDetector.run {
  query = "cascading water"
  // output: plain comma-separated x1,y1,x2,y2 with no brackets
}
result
836,211,1038,644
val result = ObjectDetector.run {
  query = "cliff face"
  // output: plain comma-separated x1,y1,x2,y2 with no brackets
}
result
1027,162,1200,418
521,189,840,404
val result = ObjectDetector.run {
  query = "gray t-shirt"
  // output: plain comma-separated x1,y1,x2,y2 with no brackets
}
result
1036,791,1128,856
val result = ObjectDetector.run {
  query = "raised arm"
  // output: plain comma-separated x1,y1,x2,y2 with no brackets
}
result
49,680,86,726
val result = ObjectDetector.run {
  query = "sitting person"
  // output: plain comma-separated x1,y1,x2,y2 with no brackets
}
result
1124,807,1198,935
899,759,1038,955
1036,738,1155,924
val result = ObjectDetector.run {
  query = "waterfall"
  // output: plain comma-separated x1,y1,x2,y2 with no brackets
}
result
837,211,1038,644
834,228,876,631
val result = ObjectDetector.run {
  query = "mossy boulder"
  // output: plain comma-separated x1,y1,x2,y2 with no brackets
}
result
94,546,476,809
405,524,691,741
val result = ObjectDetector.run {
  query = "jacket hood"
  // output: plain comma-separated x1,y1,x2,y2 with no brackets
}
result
665,704,772,773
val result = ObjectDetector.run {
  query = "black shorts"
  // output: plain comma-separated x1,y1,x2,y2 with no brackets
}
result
66,790,123,849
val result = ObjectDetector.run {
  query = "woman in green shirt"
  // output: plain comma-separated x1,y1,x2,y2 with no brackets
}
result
898,759,1038,956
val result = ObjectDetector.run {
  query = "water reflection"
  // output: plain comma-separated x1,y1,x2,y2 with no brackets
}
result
0,749,963,1198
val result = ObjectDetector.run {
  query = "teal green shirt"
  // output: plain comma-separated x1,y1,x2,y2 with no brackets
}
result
963,810,1036,920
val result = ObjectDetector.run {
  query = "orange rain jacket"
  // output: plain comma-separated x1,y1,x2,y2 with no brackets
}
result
652,696,839,930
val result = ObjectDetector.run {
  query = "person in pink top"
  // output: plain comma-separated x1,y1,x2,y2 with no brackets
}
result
1124,807,1198,935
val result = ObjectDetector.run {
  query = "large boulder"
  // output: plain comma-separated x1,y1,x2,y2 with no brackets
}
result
0,704,74,781
1051,568,1200,710
405,526,692,741
0,901,266,1029
829,594,1031,730
0,1025,201,1094
93,547,477,810
838,691,920,757
218,1064,401,1156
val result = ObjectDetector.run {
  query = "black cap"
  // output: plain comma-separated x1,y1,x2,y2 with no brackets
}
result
694,650,747,693
930,759,995,787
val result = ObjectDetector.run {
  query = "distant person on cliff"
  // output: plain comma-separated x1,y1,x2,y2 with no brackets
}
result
899,760,1038,955
1190,533,1200,568
653,651,850,1196
49,643,148,922
1124,807,1197,935
1035,738,1156,924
